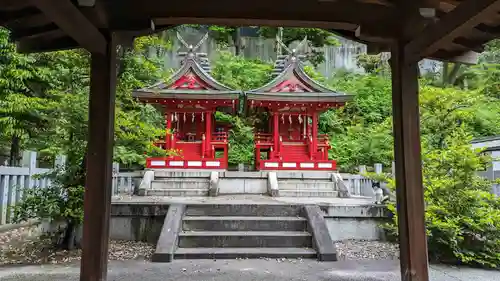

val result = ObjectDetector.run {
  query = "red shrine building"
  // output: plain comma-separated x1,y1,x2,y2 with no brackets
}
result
133,45,239,170
247,51,352,171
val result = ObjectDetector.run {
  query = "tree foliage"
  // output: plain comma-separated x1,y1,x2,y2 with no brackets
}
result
381,130,500,268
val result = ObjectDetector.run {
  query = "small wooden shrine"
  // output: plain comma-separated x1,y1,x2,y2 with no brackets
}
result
133,34,239,169
247,42,352,171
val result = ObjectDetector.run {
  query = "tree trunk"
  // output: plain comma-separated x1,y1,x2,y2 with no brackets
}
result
61,220,77,250
232,27,242,56
9,136,20,166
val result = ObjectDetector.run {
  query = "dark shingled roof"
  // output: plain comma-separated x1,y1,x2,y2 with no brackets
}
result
132,47,239,100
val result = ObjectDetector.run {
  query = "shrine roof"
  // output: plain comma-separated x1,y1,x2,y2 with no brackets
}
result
133,49,240,101
246,52,353,103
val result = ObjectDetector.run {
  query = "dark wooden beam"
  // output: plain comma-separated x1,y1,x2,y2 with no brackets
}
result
11,23,59,40
405,0,500,62
0,0,31,11
429,50,479,65
391,40,429,281
154,17,358,30
17,35,76,53
2,13,50,30
33,0,106,54
452,37,485,53
0,7,38,26
80,34,116,281
475,23,500,37
111,0,394,28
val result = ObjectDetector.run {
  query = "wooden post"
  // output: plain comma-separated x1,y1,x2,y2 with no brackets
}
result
390,41,429,281
21,151,37,190
358,165,367,174
311,112,318,159
80,35,117,281
165,112,172,149
273,112,279,159
205,111,212,158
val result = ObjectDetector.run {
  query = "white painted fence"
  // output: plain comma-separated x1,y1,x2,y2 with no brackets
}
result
0,152,142,225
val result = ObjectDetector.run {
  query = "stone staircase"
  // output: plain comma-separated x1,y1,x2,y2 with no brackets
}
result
145,170,211,196
153,204,337,261
277,172,338,197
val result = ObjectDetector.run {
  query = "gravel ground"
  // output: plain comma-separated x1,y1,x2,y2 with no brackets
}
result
336,240,399,260
1,226,399,266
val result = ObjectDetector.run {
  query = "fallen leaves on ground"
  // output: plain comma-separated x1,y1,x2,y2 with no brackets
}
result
0,226,154,266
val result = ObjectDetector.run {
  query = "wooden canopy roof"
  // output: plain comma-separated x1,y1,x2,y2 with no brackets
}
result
246,51,352,104
132,48,239,102
2,0,500,64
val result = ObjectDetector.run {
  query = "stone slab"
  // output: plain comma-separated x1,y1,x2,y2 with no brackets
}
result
152,204,186,262
174,247,316,260
218,178,267,194
303,205,338,262
325,204,387,218
178,230,312,248
277,171,333,180
182,216,307,231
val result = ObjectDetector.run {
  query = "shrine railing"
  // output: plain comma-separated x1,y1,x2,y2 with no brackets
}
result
211,132,228,143
318,134,330,147
153,140,167,150
255,133,273,144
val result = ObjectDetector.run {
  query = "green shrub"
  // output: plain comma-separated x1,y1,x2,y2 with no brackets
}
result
382,130,500,268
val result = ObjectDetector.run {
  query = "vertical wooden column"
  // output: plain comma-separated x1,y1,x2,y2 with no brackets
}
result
80,35,116,281
205,111,212,158
165,112,172,149
273,112,279,158
390,41,429,281
311,112,318,159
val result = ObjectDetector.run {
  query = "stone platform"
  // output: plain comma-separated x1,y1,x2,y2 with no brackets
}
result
137,170,370,198
110,195,388,262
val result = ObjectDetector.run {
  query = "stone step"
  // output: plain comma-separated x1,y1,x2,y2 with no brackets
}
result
145,188,209,196
185,204,303,217
151,179,209,190
279,190,339,197
182,216,307,231
174,247,317,260
154,170,212,178
279,180,335,190
178,231,312,248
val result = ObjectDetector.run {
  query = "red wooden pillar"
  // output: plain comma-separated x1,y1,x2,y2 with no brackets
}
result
255,148,261,170
205,111,212,158
273,112,279,159
165,112,172,149
311,112,318,159
305,115,309,138
391,41,429,281
81,36,116,281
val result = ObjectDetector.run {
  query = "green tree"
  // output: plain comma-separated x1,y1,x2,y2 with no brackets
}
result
382,130,500,268
211,52,273,167
0,28,55,165
12,34,174,249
